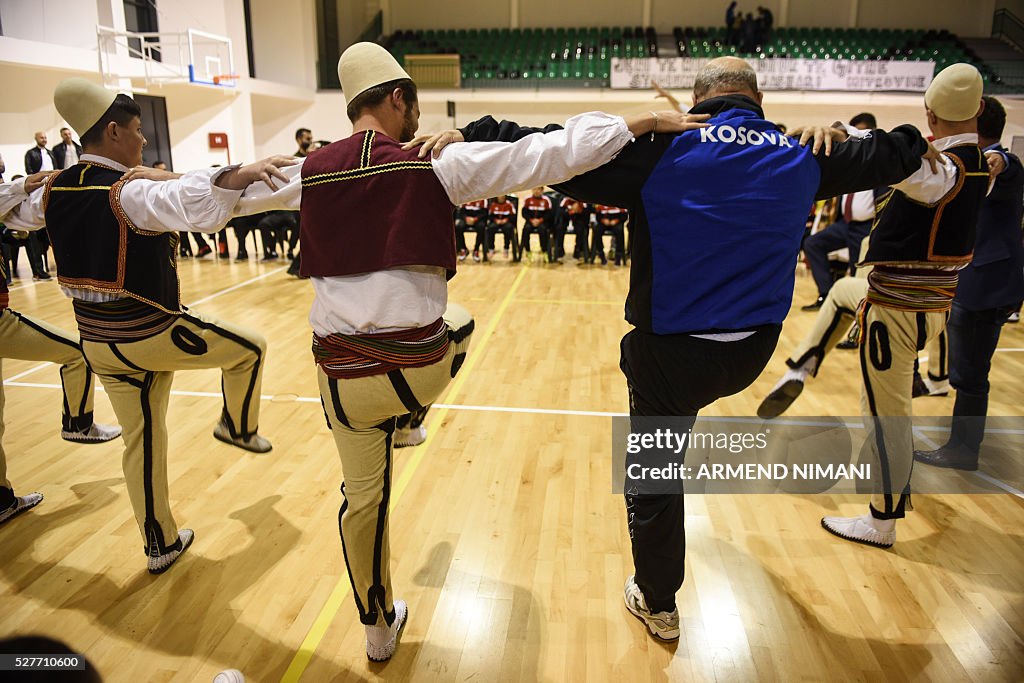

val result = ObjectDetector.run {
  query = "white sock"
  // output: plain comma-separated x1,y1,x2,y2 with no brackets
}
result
772,358,816,392
366,621,394,647
862,513,896,533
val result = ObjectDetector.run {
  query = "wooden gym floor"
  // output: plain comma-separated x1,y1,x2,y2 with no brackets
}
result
1,246,1022,682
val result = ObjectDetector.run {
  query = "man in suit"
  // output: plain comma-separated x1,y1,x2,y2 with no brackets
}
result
913,96,1024,471
24,132,55,174
52,127,83,169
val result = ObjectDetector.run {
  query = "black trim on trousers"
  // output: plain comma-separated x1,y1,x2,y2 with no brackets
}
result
786,305,856,374
108,343,147,372
182,313,262,439
8,309,92,429
928,330,949,382
447,319,475,345
138,371,175,556
387,370,422,413
915,312,927,351
338,484,369,621
367,424,397,626
327,377,351,428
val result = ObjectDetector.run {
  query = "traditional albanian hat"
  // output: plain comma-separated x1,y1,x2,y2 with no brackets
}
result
337,42,412,101
925,64,983,122
53,77,119,136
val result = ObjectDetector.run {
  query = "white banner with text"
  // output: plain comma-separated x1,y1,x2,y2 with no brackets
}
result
610,58,935,92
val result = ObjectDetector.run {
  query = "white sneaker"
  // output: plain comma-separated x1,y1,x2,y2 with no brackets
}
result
61,422,122,444
0,492,43,525
213,419,272,453
821,513,896,548
148,529,195,574
394,425,427,448
623,576,680,641
1007,311,1020,323
366,599,408,662
213,670,246,683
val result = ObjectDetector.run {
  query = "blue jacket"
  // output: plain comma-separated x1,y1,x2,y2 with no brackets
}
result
955,143,1024,311
460,96,928,334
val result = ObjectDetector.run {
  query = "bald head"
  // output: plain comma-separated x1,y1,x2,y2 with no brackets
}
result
692,57,762,105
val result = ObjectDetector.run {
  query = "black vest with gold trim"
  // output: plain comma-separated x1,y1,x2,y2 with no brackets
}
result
43,162,182,313
862,143,988,268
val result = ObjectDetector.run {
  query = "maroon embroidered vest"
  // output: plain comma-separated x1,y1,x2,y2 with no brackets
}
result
299,130,457,278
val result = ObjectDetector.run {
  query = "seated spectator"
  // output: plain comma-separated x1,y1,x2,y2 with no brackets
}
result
521,187,554,260
456,199,488,261
554,195,592,262
801,114,881,310
487,195,517,260
593,204,628,266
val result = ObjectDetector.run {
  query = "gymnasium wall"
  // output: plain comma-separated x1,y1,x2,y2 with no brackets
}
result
0,0,1020,180
386,0,1000,37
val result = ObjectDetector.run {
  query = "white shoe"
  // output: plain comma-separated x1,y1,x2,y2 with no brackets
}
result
623,576,680,641
148,529,195,574
213,419,272,453
394,425,427,449
366,599,408,662
821,513,895,548
0,492,43,525
213,670,246,683
61,422,122,444
1007,311,1020,323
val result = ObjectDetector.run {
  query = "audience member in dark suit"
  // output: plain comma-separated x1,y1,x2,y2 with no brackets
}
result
24,132,56,174
915,96,1024,471
52,127,83,169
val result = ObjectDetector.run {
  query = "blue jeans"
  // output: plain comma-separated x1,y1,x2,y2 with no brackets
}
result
946,300,1011,453
804,219,872,297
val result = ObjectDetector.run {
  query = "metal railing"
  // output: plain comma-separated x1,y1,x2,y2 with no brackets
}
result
992,9,1024,52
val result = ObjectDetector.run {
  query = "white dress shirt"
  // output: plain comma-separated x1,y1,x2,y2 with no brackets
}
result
37,146,54,172
62,144,79,169
892,133,979,204
234,111,634,335
0,154,244,301
842,189,876,222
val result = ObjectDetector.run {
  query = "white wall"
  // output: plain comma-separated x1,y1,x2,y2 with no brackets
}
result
249,0,317,89
858,0,995,36
388,0,510,30
0,0,100,49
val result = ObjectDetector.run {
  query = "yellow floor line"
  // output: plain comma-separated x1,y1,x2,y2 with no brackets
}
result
512,298,620,306
279,266,530,682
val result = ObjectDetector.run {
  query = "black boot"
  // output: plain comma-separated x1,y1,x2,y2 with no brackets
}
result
913,442,978,471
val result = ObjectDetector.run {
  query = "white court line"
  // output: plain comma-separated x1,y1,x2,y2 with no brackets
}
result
6,280,42,293
9,380,1024,434
11,380,1024,497
2,267,288,384
3,363,52,385
913,426,1024,499
184,266,288,306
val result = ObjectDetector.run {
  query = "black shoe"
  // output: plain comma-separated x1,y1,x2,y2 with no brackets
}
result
912,374,928,398
913,443,978,471
801,296,825,311
33,272,52,280
757,379,804,419
235,250,249,261
836,339,858,350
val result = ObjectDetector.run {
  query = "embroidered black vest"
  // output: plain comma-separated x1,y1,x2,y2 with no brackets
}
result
862,144,988,268
43,162,182,313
